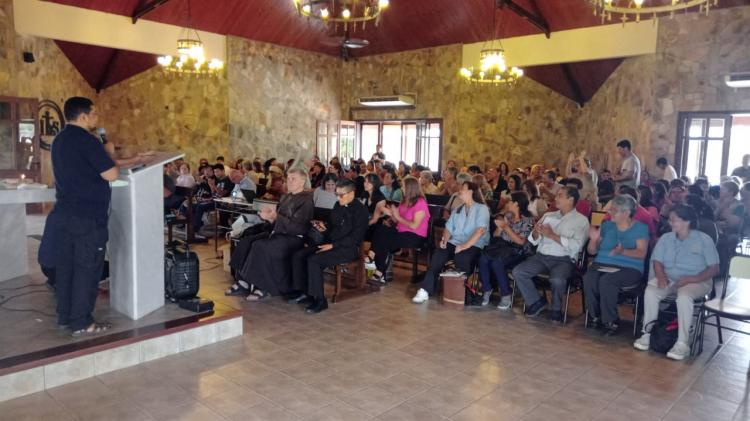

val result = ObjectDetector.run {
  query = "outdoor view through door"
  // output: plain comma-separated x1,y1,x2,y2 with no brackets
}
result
359,120,442,171
676,112,750,185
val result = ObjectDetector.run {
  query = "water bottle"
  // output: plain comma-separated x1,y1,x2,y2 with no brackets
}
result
231,190,237,203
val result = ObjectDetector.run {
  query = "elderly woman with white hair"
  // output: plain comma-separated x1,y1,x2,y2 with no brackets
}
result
419,170,438,195
583,194,649,336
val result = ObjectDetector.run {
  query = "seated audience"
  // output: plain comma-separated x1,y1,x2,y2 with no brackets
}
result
523,179,547,219
243,160,263,185
566,151,598,204
608,186,657,242
397,161,411,179
238,168,314,300
229,168,257,197
444,172,473,218
537,170,560,205
656,157,678,182
638,185,660,226
634,205,719,360
597,169,615,206
436,167,459,195
659,183,688,219
313,173,338,209
212,164,234,197
261,174,285,201
176,163,196,188
715,181,744,273
512,187,589,322
731,154,750,182
583,195,649,335
473,173,494,201
367,177,430,284
380,167,403,202
309,162,326,189
563,178,593,218
413,181,490,303
500,174,523,200
363,173,387,237
477,191,534,309
420,170,438,195
290,179,369,314
653,181,667,211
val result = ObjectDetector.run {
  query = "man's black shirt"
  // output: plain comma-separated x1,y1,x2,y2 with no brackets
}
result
51,125,115,219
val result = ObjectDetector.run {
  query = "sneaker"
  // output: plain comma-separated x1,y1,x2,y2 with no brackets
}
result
524,297,547,317
412,288,429,304
666,341,690,361
633,333,650,351
497,295,512,310
364,260,376,271
481,292,492,306
550,311,563,323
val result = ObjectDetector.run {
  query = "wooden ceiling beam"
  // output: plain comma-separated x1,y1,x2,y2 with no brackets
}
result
497,0,550,39
132,0,170,24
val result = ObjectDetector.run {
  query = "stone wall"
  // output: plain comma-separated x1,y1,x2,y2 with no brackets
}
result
227,36,342,161
0,0,95,184
578,6,750,174
96,69,230,164
341,45,580,171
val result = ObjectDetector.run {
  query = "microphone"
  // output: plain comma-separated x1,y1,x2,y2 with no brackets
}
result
97,127,108,144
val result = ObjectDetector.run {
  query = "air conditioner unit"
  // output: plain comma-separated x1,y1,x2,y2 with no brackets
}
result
358,95,415,107
725,73,750,88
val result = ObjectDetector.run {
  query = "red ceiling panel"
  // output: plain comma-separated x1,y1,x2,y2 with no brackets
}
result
40,0,750,101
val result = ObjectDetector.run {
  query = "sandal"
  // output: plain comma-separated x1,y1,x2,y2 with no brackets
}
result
71,322,112,337
367,272,385,285
224,283,249,296
245,289,269,301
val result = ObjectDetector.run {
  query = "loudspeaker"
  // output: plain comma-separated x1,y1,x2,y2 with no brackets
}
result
22,52,35,63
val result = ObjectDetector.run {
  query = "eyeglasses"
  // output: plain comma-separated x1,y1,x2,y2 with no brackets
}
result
335,191,352,197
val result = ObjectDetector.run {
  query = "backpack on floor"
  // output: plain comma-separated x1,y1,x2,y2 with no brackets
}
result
646,312,678,354
165,243,200,302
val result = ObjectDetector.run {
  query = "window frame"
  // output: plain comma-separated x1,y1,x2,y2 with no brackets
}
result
354,118,443,172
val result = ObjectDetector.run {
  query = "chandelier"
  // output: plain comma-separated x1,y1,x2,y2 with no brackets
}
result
590,0,718,23
292,0,390,31
459,0,523,86
156,0,223,76
460,48,524,85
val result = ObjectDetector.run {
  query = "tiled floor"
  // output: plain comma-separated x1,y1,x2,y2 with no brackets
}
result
1,239,749,420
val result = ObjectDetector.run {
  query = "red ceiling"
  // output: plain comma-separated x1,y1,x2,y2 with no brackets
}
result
42,0,750,101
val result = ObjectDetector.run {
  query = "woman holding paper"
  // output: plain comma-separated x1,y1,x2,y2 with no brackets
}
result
583,194,649,336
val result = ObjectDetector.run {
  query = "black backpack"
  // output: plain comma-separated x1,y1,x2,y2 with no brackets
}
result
165,243,200,302
646,312,678,353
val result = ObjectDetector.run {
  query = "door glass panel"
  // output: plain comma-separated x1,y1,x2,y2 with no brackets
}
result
402,124,417,165
360,124,379,162
0,120,12,170
382,124,402,163
684,139,702,183
18,121,35,171
428,123,441,171
708,119,725,138
688,118,705,138
704,139,723,184
728,117,750,176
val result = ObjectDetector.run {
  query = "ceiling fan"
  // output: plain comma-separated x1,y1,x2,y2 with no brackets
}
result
322,29,370,61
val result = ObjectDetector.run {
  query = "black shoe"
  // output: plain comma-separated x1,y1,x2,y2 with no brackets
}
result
305,299,328,314
288,294,312,305
602,321,619,336
550,310,563,323
586,316,602,329
524,297,547,317
225,283,249,296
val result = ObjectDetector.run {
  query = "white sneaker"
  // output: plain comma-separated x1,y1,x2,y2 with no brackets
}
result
364,260,376,271
481,292,492,306
633,333,650,351
497,295,512,310
666,341,690,361
412,288,429,304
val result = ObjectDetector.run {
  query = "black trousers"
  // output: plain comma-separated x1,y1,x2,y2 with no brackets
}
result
370,224,426,272
583,264,642,324
421,243,481,295
292,246,359,300
229,229,272,273
54,215,108,331
239,233,305,296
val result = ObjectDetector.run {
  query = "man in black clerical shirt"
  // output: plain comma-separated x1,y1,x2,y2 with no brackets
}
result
45,97,143,336
290,178,369,314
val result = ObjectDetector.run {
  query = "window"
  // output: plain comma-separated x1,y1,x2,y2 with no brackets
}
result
356,119,442,171
0,96,40,180
676,112,750,185
316,120,356,165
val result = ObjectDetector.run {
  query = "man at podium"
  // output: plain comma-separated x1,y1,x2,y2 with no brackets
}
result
42,97,144,337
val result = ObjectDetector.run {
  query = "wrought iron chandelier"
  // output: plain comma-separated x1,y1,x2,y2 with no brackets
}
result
589,0,718,23
459,0,523,86
292,0,390,31
156,0,224,76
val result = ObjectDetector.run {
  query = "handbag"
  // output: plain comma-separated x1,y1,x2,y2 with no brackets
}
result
483,238,525,260
646,311,678,354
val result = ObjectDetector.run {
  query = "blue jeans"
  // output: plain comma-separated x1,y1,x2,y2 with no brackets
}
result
477,253,525,296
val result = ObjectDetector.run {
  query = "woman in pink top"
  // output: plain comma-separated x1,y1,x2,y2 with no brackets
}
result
366,177,430,284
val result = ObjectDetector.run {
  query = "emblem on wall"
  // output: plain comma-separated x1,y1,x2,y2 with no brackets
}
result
38,100,65,151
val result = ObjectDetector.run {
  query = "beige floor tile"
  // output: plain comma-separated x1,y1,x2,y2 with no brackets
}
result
302,401,373,421
0,392,76,421
376,402,446,420
340,384,409,416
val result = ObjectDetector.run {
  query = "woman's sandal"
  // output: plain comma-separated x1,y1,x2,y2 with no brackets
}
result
245,289,269,301
71,322,112,337
367,272,385,285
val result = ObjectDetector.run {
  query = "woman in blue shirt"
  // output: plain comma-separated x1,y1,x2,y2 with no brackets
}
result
413,181,490,304
583,194,649,336
379,167,403,203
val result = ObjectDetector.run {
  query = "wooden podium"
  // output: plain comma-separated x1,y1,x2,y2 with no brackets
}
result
109,152,183,320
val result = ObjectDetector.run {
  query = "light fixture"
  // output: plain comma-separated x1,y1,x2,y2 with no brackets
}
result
725,73,750,88
359,95,415,107
459,0,523,87
157,0,223,76
589,0,718,23
292,0,390,32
